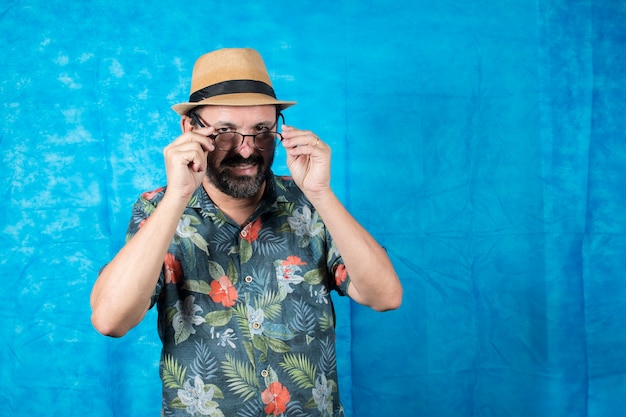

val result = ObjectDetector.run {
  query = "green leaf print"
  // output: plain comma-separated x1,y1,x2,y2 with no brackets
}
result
232,304,252,339
177,214,209,255
255,291,283,319
303,268,323,285
162,354,186,389
183,280,212,294
265,336,291,354
263,322,295,341
165,307,177,323
175,324,191,345
190,232,209,255
208,260,226,280
227,259,239,285
169,397,186,410
207,383,225,399
279,353,317,389
205,310,233,327
221,354,260,401
243,340,255,366
275,201,295,217
240,239,252,264
140,199,156,216
180,238,197,270
187,215,202,226
252,335,269,360
277,223,293,234
319,311,334,332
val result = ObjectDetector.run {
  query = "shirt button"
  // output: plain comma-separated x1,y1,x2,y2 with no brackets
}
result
260,369,269,378
252,322,261,330
240,230,248,238
245,275,253,283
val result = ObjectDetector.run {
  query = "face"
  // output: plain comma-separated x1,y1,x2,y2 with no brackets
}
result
189,105,278,199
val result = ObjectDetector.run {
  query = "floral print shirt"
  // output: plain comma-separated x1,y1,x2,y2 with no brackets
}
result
125,174,351,417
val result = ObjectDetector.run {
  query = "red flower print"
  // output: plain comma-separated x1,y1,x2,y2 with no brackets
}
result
282,256,307,266
262,381,291,415
241,218,262,243
141,187,165,201
209,275,238,307
334,264,348,286
164,253,182,284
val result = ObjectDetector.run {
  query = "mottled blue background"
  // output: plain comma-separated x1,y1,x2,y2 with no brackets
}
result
1,0,626,416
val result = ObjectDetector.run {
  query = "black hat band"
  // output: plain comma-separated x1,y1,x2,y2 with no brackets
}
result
189,79,276,102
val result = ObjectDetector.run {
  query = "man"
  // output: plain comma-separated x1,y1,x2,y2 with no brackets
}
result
91,48,402,417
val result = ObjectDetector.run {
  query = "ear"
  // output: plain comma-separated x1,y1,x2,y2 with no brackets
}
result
181,115,193,133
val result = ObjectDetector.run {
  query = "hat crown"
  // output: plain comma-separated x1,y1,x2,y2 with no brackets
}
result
171,48,296,115
190,48,273,96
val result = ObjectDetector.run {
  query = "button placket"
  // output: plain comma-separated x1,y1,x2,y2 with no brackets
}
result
240,222,252,239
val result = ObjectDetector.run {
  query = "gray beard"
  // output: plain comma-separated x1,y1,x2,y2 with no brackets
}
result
213,169,268,198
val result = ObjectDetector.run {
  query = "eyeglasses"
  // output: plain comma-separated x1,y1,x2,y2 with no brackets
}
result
189,112,284,152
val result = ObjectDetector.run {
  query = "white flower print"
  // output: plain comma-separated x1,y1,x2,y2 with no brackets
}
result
310,284,330,304
175,215,209,254
210,327,237,349
287,205,323,237
275,262,305,294
312,374,333,415
178,375,220,416
173,295,206,344
246,305,265,336
176,215,196,238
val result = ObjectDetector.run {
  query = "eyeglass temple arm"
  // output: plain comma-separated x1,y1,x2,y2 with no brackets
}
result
189,112,205,128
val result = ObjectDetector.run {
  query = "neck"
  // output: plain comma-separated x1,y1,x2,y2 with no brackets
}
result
202,178,266,226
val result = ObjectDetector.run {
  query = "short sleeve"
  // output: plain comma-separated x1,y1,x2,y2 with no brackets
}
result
325,228,351,297
125,192,166,309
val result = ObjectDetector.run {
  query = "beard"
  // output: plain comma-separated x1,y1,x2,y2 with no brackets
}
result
206,152,274,198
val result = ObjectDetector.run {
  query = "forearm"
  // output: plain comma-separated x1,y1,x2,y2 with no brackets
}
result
309,190,403,311
90,194,187,336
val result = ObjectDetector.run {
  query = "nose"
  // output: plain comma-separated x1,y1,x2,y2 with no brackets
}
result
234,134,257,158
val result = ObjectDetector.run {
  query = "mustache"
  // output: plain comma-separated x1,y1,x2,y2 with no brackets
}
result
220,154,264,167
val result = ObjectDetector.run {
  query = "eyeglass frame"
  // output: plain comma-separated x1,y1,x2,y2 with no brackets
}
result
188,110,285,152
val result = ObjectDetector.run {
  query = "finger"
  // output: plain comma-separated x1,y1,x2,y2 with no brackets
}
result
164,144,201,170
281,129,321,149
187,152,206,173
173,132,215,152
191,132,215,152
192,126,216,140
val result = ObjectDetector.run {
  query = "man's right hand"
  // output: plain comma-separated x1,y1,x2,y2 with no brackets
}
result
163,128,215,201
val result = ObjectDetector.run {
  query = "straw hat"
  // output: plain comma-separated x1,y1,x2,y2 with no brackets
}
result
172,48,296,115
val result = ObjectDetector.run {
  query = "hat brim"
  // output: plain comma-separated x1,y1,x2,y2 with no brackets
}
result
172,93,296,115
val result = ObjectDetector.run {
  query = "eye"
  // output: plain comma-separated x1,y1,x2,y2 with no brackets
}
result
216,127,235,133
255,125,271,133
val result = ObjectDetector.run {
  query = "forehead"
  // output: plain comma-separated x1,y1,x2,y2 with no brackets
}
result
196,105,276,125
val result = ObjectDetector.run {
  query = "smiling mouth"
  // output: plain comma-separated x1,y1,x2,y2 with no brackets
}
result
222,156,262,174
225,162,258,176
231,162,256,169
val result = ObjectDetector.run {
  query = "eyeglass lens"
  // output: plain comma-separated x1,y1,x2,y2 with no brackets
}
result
213,131,279,151
190,112,284,152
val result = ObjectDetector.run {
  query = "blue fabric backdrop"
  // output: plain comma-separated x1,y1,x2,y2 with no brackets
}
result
1,0,625,416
